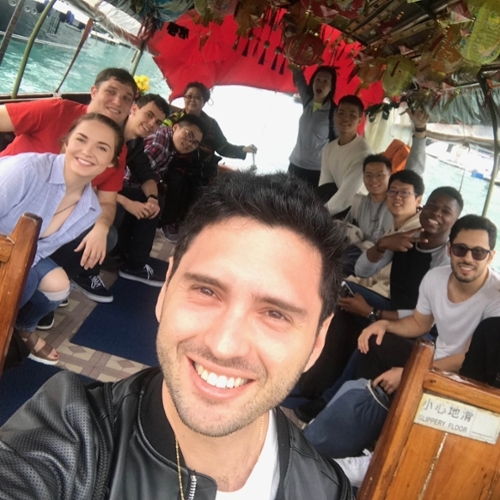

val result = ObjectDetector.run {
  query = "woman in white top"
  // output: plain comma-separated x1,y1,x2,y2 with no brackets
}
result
0,113,124,365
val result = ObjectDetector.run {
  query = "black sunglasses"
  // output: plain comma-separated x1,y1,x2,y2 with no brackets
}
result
450,243,491,261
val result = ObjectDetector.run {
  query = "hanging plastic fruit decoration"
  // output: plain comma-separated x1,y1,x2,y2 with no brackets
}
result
331,0,363,20
300,0,338,20
208,0,237,18
382,56,417,98
429,26,464,74
356,58,386,91
234,0,267,36
460,0,500,65
284,32,325,67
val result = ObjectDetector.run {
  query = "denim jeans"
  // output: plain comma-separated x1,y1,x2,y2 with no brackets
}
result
304,378,390,458
16,257,67,332
346,281,392,311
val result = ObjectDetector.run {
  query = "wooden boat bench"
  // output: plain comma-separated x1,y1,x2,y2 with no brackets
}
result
0,214,41,376
358,340,500,500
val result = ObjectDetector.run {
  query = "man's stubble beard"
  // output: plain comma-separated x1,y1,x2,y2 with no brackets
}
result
157,336,306,438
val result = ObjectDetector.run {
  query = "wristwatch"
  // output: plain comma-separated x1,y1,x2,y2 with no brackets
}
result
367,308,379,323
147,194,158,201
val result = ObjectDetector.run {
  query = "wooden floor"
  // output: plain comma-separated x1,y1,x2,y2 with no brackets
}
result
36,230,174,382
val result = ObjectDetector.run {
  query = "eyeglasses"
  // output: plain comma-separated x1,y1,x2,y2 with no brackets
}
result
184,94,203,101
450,243,491,261
387,188,415,198
364,172,389,181
180,125,200,148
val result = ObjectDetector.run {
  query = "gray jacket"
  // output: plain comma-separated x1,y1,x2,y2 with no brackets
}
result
289,69,336,172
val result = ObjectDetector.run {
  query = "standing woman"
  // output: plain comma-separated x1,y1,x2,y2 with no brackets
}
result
288,66,338,188
0,113,124,365
161,82,257,242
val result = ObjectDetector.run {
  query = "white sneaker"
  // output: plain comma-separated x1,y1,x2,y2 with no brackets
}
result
335,449,372,488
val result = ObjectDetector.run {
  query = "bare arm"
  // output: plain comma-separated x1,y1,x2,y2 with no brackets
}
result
74,190,116,269
0,105,15,132
337,294,400,321
358,310,435,353
433,353,467,373
94,190,116,230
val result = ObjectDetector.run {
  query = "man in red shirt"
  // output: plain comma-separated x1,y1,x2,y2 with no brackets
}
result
0,68,137,302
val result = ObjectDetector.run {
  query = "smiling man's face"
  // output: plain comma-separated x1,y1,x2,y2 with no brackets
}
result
89,78,135,125
155,217,330,437
420,193,461,238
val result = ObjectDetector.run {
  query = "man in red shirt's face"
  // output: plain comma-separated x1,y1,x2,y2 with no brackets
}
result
89,77,136,126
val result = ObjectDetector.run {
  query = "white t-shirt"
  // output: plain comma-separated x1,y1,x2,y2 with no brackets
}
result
416,266,500,360
216,410,279,500
319,134,373,216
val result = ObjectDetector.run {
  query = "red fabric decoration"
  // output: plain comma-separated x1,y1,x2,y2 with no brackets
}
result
148,11,383,106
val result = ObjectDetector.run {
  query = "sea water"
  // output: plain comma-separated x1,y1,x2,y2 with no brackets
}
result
1,37,499,264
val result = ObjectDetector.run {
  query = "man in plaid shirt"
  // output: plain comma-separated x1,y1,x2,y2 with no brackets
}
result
114,114,205,286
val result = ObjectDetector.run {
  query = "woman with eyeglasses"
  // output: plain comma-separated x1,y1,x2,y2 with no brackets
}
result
160,82,256,242
288,66,338,188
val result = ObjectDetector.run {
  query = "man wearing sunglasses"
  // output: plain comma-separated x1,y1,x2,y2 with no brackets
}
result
358,214,500,394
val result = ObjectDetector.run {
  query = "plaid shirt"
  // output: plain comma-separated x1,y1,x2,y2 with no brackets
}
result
143,126,176,182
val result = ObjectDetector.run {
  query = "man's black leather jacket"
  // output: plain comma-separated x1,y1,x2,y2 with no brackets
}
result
0,368,353,500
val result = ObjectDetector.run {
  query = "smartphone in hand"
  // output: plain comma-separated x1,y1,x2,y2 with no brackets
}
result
340,281,355,298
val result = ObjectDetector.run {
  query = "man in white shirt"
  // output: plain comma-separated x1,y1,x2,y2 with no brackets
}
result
358,214,500,394
302,214,500,466
318,95,373,217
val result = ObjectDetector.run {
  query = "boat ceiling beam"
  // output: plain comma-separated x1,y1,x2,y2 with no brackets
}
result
362,0,448,47
64,0,153,53
478,74,500,218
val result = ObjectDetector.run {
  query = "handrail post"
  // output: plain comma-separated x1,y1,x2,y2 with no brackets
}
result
11,0,57,98
478,74,500,217
0,0,26,67
130,41,146,76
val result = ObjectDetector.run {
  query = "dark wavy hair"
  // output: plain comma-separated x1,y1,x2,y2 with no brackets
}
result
169,172,347,325
136,93,170,118
65,113,125,167
388,170,425,196
450,214,497,250
308,66,337,104
363,154,392,173
94,67,137,96
183,81,211,104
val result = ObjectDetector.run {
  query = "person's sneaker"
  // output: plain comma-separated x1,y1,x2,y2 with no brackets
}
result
335,449,373,488
101,254,125,272
37,311,55,330
72,275,113,303
58,298,69,308
119,264,165,287
162,224,179,244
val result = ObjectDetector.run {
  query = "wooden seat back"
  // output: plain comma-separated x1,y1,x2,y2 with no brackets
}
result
0,214,41,375
358,340,500,500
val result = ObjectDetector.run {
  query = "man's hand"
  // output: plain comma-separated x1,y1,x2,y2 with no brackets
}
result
373,367,403,395
407,108,429,130
358,320,389,354
74,224,108,269
242,144,258,154
377,228,428,253
338,293,373,317
145,198,160,219
124,199,152,219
